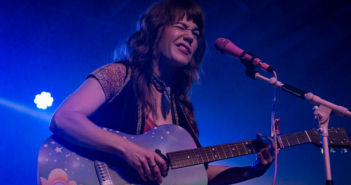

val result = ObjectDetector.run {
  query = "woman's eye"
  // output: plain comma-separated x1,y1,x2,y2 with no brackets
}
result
193,32,200,38
174,25,184,30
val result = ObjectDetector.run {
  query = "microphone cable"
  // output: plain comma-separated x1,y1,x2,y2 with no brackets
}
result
271,71,278,185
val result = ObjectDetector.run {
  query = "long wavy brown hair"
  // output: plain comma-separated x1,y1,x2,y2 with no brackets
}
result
120,0,206,136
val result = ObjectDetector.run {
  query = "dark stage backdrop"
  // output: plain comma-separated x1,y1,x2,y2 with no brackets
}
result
1,0,351,184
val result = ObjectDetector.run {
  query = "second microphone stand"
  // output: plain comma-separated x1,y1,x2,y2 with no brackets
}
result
252,71,351,185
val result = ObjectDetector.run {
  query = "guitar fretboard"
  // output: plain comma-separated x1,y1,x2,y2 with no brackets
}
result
167,131,312,169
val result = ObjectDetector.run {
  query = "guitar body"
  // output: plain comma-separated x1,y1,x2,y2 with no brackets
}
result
38,124,208,185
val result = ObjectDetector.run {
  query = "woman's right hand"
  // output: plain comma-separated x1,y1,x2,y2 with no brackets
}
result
50,73,170,183
120,141,168,183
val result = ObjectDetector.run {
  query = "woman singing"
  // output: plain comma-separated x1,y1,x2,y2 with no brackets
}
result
49,0,275,184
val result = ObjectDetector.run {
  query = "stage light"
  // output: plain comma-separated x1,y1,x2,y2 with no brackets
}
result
34,91,54,110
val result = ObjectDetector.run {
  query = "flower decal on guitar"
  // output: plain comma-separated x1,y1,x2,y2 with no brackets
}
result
40,168,77,185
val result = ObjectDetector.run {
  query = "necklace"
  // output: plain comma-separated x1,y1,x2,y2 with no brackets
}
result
151,74,171,116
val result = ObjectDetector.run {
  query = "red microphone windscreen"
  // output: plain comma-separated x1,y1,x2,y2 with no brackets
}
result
214,38,244,59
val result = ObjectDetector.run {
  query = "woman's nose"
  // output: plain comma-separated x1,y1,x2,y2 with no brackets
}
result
183,31,194,45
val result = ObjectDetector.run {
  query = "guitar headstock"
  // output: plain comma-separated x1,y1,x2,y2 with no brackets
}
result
307,127,351,149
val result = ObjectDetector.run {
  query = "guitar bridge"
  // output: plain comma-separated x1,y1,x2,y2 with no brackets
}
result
95,161,113,185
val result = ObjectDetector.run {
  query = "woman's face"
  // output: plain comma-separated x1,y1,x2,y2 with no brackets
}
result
158,16,200,68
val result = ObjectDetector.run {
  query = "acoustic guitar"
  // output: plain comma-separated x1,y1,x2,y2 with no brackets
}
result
38,124,351,185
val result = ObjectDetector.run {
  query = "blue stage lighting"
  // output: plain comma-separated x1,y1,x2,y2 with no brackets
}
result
34,92,54,110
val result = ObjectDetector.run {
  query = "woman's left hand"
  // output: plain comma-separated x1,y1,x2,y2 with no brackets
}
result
251,133,279,177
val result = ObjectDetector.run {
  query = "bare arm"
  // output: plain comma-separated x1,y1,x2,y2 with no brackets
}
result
207,165,252,185
50,78,127,155
207,134,276,184
207,162,270,184
50,77,167,183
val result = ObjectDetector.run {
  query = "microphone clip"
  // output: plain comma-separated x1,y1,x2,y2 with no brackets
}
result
240,50,259,80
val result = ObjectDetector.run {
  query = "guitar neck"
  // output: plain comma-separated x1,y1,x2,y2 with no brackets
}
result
167,130,313,169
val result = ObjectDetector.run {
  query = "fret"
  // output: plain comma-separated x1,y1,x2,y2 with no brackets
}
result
286,134,298,146
250,141,256,153
296,133,306,144
280,135,287,147
204,147,215,162
201,148,209,162
284,135,291,146
236,142,247,155
199,148,205,163
291,135,299,145
190,149,196,165
219,145,229,159
169,152,181,168
243,141,254,154
193,149,203,164
173,152,181,168
192,150,198,164
183,150,193,166
214,146,222,160
210,147,220,160
168,152,175,168
284,135,291,145
215,145,225,159
201,147,210,163
204,147,216,162
234,143,241,156
192,150,197,165
243,142,248,154
175,154,180,168
225,144,234,157
222,144,233,158
305,131,312,142
191,149,199,165
295,133,300,144
171,152,179,168
220,145,227,158
189,150,195,165
183,150,190,166
228,143,240,157
175,152,184,168
179,151,189,167
168,153,176,168
206,147,212,161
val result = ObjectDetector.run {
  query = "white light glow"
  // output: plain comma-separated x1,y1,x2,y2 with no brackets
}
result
0,97,52,121
34,91,54,110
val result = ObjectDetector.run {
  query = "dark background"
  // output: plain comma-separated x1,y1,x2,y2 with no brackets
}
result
1,0,351,184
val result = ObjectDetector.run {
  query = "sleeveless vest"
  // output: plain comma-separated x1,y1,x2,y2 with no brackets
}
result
88,64,202,148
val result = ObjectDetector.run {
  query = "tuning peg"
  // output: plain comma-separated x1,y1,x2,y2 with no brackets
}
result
341,148,348,154
330,147,336,153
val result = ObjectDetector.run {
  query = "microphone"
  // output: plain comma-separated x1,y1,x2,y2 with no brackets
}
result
214,38,274,73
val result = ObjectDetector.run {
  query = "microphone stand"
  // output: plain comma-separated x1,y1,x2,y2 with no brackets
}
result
252,71,351,185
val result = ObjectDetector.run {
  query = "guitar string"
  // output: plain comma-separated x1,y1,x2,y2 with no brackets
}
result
168,134,346,168
168,144,255,168
104,132,347,170
167,130,344,166
103,133,348,173
170,134,302,163
170,135,308,166
103,135,349,181
168,134,340,159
